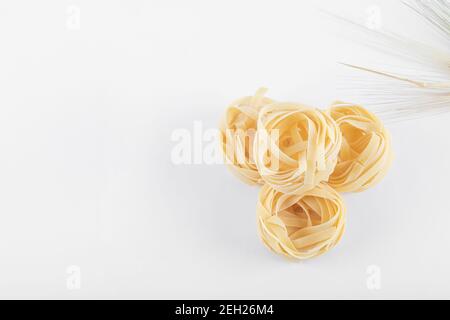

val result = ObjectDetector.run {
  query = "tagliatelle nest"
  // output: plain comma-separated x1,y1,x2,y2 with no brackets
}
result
328,103,394,193
254,103,342,195
219,88,273,185
257,183,346,260
219,88,393,261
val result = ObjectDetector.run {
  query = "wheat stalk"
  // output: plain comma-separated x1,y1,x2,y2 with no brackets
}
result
341,0,450,122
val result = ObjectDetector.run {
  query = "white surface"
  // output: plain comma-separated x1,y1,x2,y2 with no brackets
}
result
0,0,449,299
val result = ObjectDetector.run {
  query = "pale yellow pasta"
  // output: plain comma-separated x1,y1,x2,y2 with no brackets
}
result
328,103,393,193
219,89,394,261
257,183,346,260
219,88,274,185
254,103,342,194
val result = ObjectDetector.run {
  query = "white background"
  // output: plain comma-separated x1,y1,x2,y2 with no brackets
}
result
0,0,449,299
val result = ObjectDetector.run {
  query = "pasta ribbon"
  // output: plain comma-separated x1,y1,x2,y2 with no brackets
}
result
219,90,394,261
257,183,346,260
328,103,393,192
219,88,274,185
254,103,342,194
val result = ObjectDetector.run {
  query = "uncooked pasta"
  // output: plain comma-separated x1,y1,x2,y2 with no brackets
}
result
328,103,393,193
219,89,393,261
257,183,346,260
254,103,342,195
219,88,273,185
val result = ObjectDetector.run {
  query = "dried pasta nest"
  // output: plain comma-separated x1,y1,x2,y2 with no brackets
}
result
257,183,346,260
328,102,393,193
219,89,393,261
254,103,342,194
219,88,274,185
